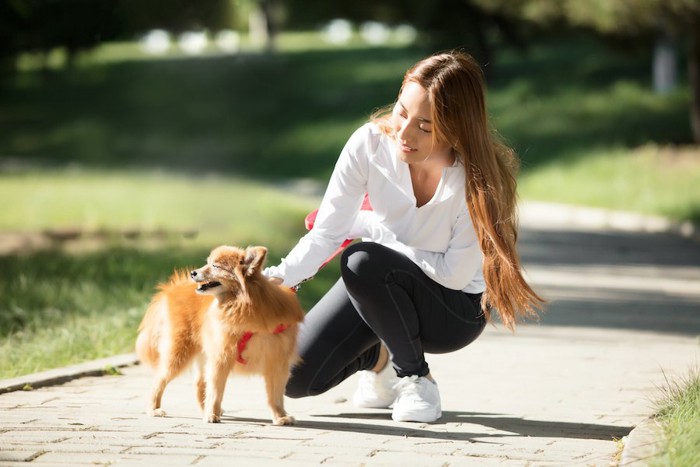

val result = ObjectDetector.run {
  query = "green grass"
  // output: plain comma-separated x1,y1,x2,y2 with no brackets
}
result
651,369,700,466
0,169,343,379
4,43,420,181
3,33,698,221
0,169,313,236
0,244,341,379
519,144,700,221
487,38,699,221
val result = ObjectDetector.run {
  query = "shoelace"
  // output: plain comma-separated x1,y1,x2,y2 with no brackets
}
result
393,375,422,399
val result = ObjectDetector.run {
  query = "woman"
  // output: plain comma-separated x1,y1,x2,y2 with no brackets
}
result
264,51,543,423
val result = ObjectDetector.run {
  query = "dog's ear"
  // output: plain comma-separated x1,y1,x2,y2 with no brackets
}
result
243,246,267,277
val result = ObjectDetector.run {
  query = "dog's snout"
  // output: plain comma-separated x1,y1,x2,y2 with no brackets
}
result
190,270,197,279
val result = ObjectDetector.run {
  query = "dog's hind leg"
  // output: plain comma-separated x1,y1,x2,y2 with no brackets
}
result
264,364,295,426
148,367,173,417
148,342,194,417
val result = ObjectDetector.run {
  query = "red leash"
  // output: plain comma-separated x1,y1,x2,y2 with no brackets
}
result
304,193,372,269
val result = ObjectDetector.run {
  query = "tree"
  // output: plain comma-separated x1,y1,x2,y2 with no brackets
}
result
0,0,119,77
473,0,700,143
0,0,234,79
283,0,527,76
248,0,283,52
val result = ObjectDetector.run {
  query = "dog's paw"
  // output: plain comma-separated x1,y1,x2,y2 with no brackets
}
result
205,413,221,423
148,408,167,417
273,415,295,426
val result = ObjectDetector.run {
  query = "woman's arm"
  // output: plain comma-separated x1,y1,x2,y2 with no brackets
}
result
264,126,371,287
360,208,482,291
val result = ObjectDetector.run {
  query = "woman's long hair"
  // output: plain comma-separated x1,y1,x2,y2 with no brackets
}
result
373,51,544,330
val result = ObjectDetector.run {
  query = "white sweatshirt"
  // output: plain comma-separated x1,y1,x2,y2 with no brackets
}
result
264,123,486,294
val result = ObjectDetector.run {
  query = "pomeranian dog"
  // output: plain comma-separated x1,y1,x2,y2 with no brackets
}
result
135,245,304,425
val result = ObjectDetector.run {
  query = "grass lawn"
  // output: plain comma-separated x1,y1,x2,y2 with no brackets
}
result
651,369,700,466
3,32,698,220
1,31,699,378
0,169,343,378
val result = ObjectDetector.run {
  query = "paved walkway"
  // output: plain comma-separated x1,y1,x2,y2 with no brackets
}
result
1,203,699,466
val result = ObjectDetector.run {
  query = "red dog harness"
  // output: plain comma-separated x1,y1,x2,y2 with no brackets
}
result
236,324,288,365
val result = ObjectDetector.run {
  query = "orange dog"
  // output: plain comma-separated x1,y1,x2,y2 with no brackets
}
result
135,245,304,425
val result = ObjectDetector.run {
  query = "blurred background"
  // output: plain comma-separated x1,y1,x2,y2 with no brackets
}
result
1,0,699,377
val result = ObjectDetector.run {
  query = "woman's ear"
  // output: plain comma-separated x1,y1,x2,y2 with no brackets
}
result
243,246,268,277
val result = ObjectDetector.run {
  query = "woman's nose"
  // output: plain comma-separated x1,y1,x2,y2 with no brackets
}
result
397,120,412,142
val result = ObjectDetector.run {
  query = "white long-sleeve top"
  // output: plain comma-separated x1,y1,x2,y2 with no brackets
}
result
264,122,486,294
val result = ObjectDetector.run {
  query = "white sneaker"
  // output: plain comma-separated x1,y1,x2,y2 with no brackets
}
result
391,375,442,423
352,362,397,408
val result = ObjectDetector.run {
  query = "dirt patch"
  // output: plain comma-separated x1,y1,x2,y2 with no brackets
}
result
0,229,198,255
635,144,700,170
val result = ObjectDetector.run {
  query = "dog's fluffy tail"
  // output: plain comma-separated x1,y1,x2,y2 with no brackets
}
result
135,294,167,367
136,271,192,367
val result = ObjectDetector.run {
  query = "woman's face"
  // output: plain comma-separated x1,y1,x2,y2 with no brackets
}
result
391,81,451,165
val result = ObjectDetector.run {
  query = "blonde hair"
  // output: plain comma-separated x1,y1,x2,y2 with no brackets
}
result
373,51,544,330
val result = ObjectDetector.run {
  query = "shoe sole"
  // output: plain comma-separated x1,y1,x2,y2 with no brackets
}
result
352,397,395,409
391,408,442,423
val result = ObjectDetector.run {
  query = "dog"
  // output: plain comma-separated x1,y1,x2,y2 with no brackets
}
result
135,245,304,425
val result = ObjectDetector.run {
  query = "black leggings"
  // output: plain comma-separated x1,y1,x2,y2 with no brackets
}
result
285,242,486,398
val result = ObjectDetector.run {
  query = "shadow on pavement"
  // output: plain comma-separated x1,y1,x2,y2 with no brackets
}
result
518,227,700,336
440,412,632,440
233,411,634,442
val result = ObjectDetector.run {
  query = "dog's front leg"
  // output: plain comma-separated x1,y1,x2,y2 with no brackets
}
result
264,364,295,426
203,355,231,423
193,353,206,412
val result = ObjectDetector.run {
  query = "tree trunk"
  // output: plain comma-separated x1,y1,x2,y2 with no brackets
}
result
689,20,700,144
653,30,677,94
249,0,277,53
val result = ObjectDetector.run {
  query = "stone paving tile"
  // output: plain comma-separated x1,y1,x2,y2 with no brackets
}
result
2,325,698,466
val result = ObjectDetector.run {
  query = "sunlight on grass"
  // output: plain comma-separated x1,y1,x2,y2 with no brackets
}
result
0,169,317,242
518,145,700,221
4,35,698,222
0,307,143,378
0,170,327,378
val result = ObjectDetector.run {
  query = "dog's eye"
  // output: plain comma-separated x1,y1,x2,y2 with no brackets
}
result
212,264,220,269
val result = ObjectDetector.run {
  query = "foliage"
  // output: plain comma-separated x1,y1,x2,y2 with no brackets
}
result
1,35,697,219
284,0,529,67
474,0,700,34
474,0,700,142
0,0,234,78
1,45,420,180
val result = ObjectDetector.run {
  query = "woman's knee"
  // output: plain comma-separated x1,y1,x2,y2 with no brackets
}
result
285,381,310,399
341,242,393,286
285,369,326,399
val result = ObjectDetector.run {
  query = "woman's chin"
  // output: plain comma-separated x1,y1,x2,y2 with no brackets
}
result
396,148,421,163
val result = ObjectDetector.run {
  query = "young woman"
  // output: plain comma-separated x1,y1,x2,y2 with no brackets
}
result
264,51,543,423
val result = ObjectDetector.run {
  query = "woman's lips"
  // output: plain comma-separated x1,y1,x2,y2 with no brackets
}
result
399,143,416,153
